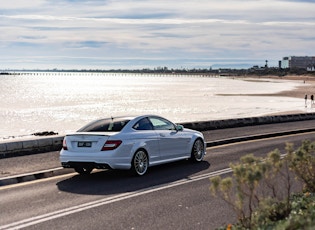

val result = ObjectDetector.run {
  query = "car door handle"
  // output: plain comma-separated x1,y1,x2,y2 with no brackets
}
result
160,133,166,137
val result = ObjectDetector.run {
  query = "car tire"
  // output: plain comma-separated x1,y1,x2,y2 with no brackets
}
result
74,167,93,175
131,149,149,176
190,139,205,162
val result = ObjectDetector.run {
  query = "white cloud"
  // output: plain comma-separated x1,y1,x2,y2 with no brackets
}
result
1,0,44,9
0,0,314,69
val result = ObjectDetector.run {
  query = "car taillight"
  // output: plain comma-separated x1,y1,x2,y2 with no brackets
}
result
102,140,122,151
62,138,68,150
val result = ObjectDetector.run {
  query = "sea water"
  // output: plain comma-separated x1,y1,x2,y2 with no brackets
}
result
0,72,306,139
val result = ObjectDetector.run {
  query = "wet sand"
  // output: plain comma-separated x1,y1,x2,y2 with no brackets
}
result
221,75,315,99
259,75,315,99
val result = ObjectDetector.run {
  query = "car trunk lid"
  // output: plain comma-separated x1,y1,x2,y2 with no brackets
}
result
65,132,117,152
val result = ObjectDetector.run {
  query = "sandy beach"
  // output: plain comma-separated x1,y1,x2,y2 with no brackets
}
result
217,75,315,98
216,75,315,115
247,75,315,99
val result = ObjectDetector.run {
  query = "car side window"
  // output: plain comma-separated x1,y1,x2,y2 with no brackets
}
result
133,118,154,130
149,117,176,130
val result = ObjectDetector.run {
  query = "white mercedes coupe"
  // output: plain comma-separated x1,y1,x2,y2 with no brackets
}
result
60,115,206,176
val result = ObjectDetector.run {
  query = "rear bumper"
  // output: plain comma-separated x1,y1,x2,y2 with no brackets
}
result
61,161,112,170
60,149,132,170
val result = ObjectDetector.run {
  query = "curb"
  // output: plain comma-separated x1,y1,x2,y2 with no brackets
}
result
0,167,74,186
206,127,315,147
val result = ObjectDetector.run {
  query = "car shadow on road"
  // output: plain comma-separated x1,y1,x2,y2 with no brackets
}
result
56,160,210,195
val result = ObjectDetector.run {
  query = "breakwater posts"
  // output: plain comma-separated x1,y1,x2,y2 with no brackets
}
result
1,112,315,159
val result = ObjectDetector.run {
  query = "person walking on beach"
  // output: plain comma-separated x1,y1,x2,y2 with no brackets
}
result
311,95,314,107
305,94,308,108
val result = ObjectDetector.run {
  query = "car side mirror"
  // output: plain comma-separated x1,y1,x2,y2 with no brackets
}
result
176,125,184,131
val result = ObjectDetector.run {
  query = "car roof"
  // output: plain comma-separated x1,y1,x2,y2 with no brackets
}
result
110,115,164,120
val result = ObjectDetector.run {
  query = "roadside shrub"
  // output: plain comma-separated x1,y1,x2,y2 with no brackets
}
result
210,150,294,229
210,140,315,229
263,193,315,230
288,140,315,193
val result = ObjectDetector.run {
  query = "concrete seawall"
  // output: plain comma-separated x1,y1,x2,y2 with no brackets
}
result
0,136,64,158
1,112,315,159
181,112,315,131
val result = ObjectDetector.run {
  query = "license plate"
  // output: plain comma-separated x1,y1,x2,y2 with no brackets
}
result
77,141,92,147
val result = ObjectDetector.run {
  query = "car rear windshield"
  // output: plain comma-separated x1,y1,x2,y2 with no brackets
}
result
77,118,130,132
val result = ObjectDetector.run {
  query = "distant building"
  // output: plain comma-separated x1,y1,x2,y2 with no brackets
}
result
279,56,315,70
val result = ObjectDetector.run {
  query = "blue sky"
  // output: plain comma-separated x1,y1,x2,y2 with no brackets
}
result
1,0,315,70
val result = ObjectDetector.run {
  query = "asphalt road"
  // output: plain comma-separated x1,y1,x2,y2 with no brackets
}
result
1,124,315,229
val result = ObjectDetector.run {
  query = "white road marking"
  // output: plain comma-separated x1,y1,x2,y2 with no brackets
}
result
0,168,232,230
